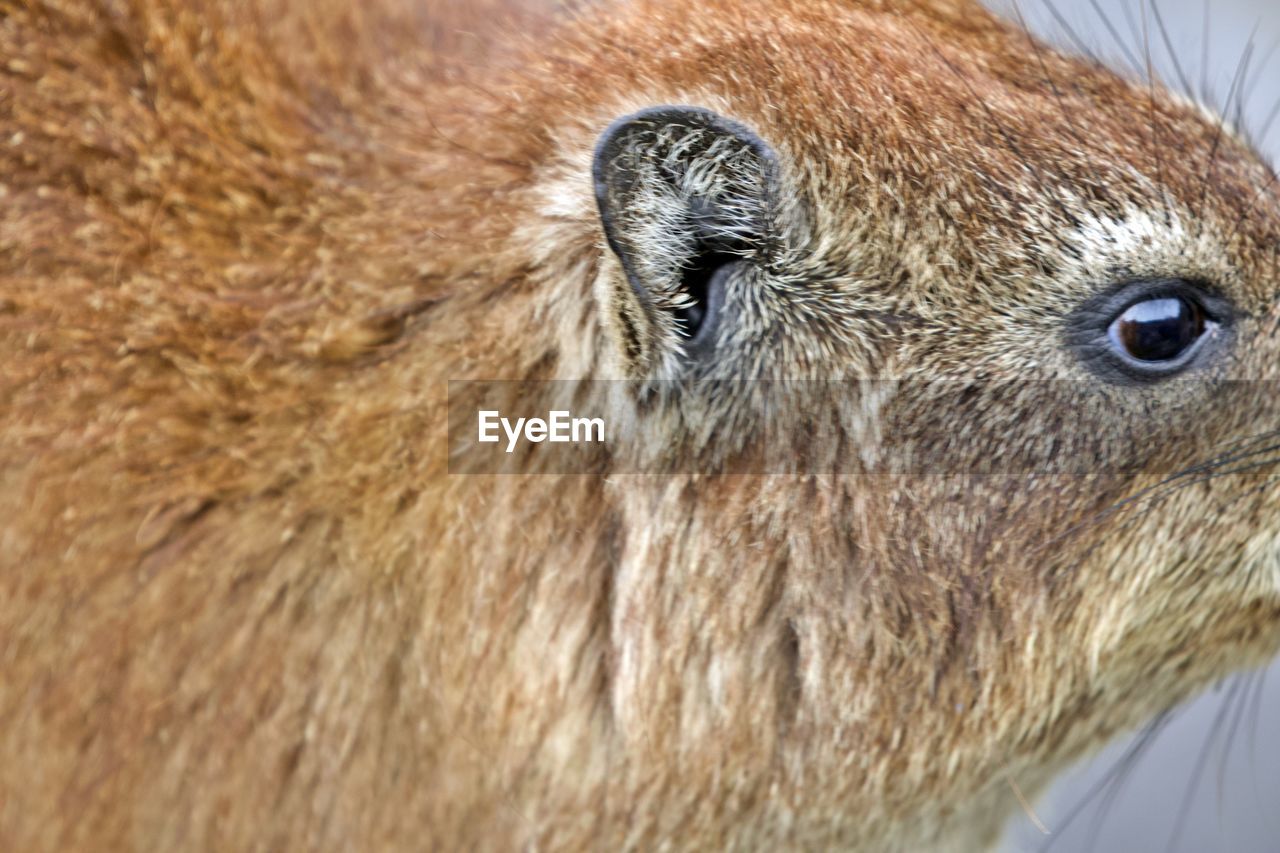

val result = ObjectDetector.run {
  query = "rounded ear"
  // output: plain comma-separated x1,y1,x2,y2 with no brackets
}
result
592,106,781,368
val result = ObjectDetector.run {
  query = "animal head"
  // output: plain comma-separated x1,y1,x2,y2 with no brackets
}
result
480,0,1280,844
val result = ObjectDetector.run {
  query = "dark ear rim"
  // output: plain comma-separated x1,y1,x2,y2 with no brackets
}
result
591,105,781,313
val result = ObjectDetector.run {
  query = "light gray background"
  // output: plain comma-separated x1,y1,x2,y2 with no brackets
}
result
981,2,1280,851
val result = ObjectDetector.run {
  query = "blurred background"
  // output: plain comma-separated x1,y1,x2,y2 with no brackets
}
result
981,4,1280,851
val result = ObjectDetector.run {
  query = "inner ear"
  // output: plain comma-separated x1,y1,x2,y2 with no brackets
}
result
592,106,779,365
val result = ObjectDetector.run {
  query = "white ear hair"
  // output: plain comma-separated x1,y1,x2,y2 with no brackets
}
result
593,106,778,295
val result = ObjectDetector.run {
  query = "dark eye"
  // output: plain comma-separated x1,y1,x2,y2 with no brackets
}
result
1068,279,1230,383
1108,296,1208,363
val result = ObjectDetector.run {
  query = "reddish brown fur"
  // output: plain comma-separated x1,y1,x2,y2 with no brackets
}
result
2,0,1280,850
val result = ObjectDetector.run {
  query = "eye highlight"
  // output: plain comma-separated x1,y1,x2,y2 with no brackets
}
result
1108,295,1208,363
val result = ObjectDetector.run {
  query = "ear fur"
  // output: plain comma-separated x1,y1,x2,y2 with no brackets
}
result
592,106,780,369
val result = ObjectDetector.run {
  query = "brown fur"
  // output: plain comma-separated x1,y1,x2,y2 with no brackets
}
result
2,0,1280,850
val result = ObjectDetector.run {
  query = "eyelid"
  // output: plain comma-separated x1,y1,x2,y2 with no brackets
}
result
1113,286,1222,325
1084,279,1232,327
